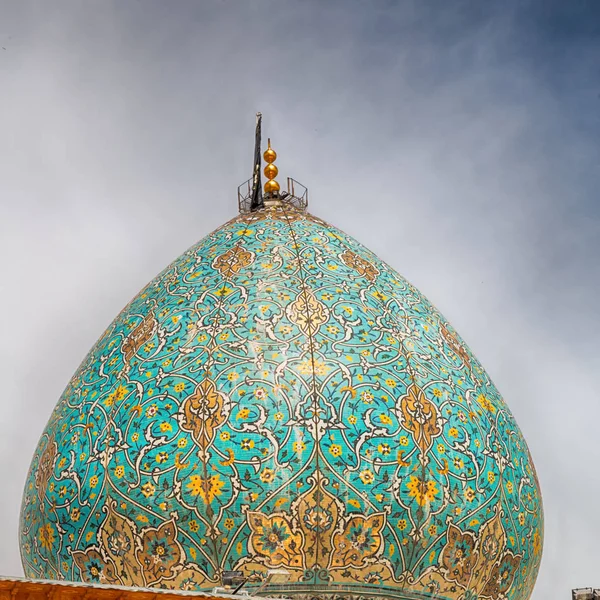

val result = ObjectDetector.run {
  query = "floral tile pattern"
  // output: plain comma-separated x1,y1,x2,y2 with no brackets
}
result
20,203,543,600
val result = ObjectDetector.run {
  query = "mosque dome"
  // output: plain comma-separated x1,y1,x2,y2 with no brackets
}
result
20,139,542,600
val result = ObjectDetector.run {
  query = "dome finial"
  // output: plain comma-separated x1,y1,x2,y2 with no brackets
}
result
263,138,280,194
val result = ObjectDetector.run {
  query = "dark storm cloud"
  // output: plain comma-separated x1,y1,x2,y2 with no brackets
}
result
1,1,599,597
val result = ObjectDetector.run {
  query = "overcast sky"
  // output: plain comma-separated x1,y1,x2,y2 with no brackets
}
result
1,1,599,598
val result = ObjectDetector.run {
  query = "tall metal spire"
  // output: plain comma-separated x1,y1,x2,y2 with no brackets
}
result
250,112,264,211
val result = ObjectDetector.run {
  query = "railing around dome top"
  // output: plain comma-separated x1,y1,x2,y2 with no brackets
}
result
237,177,309,214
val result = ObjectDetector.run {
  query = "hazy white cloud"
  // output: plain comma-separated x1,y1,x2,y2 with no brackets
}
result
1,1,599,598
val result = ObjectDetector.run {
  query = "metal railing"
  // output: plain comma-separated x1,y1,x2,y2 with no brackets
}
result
237,177,309,214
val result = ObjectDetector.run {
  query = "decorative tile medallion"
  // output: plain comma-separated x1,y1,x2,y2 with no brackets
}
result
20,204,543,600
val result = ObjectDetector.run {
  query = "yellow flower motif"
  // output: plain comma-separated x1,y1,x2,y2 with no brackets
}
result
448,427,459,438
397,519,407,530
227,372,239,381
273,412,284,421
85,531,94,542
160,422,172,432
236,228,254,237
359,469,374,485
464,487,476,502
178,438,187,448
385,379,397,388
220,431,230,441
297,359,329,375
70,508,81,522
329,444,342,457
477,394,496,413
174,382,185,393
406,476,439,506
189,520,199,532
141,482,155,498
432,388,443,398
260,468,275,484
254,387,268,400
131,432,139,442
399,436,409,446
378,443,391,455
114,466,125,479
104,385,128,407
240,438,254,450
487,471,496,484
89,476,98,488
215,286,232,297
518,512,525,526
187,474,225,504
348,415,357,425
428,525,437,536
361,390,374,404
292,441,306,453
506,481,514,494
162,359,172,367
39,524,55,550
380,414,393,425
237,408,250,420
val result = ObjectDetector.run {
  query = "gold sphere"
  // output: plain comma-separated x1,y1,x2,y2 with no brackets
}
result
263,147,277,164
264,163,278,180
263,138,277,163
264,179,280,193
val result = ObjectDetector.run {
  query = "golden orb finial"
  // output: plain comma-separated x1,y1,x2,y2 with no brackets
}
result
264,179,280,193
263,138,277,163
263,138,279,195
264,163,278,180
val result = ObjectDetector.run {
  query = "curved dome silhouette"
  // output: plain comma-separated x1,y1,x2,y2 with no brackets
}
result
20,202,543,600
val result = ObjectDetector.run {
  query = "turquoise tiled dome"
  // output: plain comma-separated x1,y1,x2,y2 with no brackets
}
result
20,203,542,600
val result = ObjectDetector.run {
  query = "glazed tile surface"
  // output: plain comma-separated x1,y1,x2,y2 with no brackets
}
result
20,204,543,600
